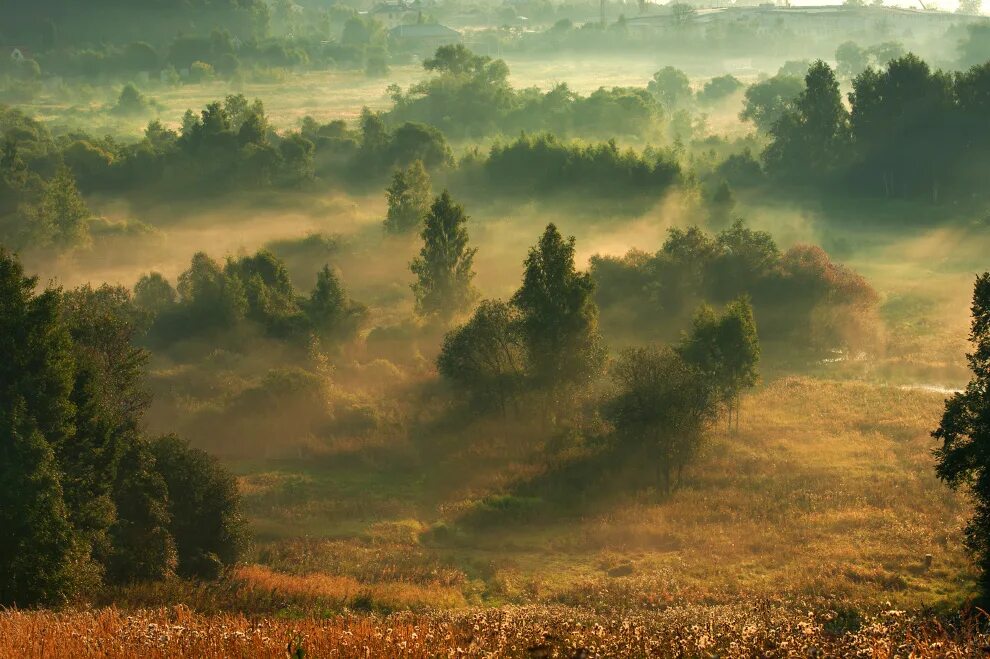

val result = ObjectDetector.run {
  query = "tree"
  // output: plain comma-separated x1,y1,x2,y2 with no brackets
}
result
678,298,760,431
958,0,982,14
176,252,248,331
849,54,955,200
134,273,177,316
605,345,717,495
151,435,246,579
933,274,990,594
112,84,151,116
306,265,367,342
697,75,743,106
36,166,91,247
647,66,692,109
423,44,489,76
437,300,525,415
763,61,849,183
704,180,735,229
740,74,804,133
383,160,432,234
106,438,176,584
513,224,606,417
0,249,86,606
835,41,869,79
410,191,478,321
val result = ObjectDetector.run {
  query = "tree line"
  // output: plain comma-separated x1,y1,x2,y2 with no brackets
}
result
0,249,245,608
759,54,990,203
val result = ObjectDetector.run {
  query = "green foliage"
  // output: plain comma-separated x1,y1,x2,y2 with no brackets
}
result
306,265,368,343
590,222,878,357
934,273,990,595
697,75,743,106
390,46,660,139
437,300,525,414
740,74,804,133
648,66,692,110
763,60,849,184
134,273,177,317
678,298,760,426
35,166,92,247
513,224,606,413
0,250,85,605
605,345,717,494
111,84,155,116
383,161,432,234
848,54,955,200
150,435,247,580
481,133,680,196
410,191,478,321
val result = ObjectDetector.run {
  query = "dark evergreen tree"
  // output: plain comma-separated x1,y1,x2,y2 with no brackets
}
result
410,190,478,321
934,273,990,595
0,248,86,606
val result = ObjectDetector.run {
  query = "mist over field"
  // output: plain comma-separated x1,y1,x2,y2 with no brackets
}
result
4,0,990,656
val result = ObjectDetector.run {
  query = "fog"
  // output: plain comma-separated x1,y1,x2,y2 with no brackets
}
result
2,0,989,653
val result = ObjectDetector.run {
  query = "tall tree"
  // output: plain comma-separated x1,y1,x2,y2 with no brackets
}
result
934,273,990,595
410,191,478,321
513,224,606,417
763,60,849,183
383,160,431,234
0,249,86,606
849,54,956,200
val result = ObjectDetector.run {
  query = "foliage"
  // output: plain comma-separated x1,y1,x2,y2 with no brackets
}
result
605,345,717,494
648,66,692,109
763,60,849,184
678,298,760,427
410,191,478,322
437,300,525,414
740,75,804,133
383,161,432,234
697,75,743,106
150,435,247,580
513,224,606,414
480,133,680,196
933,273,990,595
590,222,878,358
0,249,246,606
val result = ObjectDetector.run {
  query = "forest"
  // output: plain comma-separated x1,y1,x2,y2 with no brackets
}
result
4,0,990,656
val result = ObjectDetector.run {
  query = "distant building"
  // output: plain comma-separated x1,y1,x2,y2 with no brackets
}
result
388,23,461,50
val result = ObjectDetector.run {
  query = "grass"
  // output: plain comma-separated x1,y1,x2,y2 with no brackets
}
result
165,376,972,619
4,602,989,658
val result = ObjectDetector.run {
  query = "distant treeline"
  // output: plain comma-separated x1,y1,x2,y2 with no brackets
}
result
754,54,990,202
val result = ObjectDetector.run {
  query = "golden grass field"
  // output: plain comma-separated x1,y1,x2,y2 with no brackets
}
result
1,376,977,657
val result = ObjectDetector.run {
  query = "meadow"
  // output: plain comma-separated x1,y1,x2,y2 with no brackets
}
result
4,34,990,657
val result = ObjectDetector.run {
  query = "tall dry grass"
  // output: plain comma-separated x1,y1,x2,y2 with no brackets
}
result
2,603,988,658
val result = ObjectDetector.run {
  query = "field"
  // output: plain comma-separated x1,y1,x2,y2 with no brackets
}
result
5,43,990,657
1,375,979,657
